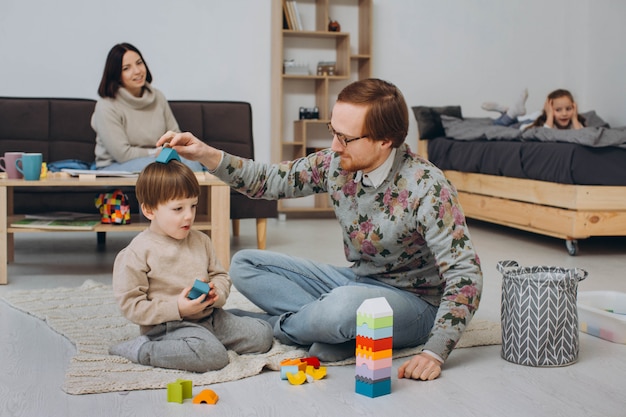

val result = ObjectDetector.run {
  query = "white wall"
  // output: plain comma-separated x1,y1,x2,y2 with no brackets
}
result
1,0,625,162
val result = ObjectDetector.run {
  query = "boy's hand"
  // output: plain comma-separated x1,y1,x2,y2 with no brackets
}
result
178,283,217,318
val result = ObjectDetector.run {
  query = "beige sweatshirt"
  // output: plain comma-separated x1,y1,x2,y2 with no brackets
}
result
92,84,180,168
112,228,230,334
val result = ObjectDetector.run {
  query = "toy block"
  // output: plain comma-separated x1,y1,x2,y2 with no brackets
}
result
156,147,181,164
356,354,392,370
356,297,393,329
355,377,391,398
356,335,393,351
167,379,192,403
187,279,209,300
280,359,307,380
302,356,321,368
355,363,392,380
286,371,307,385
357,323,393,340
306,365,327,380
355,346,392,360
193,389,219,405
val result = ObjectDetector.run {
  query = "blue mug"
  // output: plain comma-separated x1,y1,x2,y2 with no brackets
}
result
15,153,43,181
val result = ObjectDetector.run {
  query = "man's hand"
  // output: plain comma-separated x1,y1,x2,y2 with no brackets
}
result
156,131,222,171
397,352,442,381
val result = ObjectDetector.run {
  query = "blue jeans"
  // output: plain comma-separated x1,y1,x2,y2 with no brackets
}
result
229,249,437,349
99,156,205,172
493,113,518,127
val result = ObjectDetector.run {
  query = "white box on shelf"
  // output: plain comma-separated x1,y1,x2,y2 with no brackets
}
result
578,291,626,344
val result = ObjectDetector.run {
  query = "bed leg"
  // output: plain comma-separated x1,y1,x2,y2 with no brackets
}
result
565,239,578,256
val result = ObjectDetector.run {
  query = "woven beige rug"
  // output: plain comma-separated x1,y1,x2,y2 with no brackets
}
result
2,280,501,395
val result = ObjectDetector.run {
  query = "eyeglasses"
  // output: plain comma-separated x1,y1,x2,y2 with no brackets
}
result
327,123,368,147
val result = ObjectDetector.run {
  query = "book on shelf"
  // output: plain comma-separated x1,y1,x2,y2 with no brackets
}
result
24,212,100,221
11,218,101,231
290,1,303,31
282,0,294,30
284,1,301,31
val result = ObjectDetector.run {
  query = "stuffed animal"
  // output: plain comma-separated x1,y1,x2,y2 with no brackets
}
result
95,189,131,224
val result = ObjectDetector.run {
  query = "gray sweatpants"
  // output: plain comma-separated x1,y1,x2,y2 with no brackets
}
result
138,308,273,373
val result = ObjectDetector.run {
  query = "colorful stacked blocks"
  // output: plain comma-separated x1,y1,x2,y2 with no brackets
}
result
355,297,393,398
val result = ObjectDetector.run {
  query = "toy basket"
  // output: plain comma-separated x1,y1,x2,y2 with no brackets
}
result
497,260,587,367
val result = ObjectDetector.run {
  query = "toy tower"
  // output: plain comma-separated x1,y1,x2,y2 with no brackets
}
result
355,297,393,398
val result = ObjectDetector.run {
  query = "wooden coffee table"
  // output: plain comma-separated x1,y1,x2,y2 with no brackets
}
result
0,173,230,284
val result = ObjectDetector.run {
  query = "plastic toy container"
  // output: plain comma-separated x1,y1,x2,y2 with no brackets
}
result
578,291,626,344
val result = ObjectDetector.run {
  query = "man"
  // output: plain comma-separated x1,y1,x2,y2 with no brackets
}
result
157,78,483,381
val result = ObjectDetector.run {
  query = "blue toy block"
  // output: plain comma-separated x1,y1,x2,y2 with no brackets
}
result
156,147,181,164
187,279,210,300
355,377,391,398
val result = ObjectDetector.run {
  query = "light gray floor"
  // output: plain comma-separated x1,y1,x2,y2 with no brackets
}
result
0,218,625,417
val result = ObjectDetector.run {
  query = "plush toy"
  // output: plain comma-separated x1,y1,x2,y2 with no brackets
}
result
95,189,131,224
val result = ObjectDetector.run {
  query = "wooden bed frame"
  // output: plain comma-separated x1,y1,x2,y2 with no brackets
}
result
418,139,626,255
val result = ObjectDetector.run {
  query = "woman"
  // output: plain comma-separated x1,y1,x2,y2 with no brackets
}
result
92,43,203,172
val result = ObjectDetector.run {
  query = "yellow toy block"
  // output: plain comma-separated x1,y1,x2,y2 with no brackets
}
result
286,371,307,385
306,365,327,380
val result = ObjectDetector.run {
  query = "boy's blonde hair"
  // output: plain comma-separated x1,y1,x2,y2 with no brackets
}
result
135,160,200,210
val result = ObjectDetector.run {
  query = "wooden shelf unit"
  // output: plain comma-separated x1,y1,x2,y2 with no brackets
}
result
272,0,372,214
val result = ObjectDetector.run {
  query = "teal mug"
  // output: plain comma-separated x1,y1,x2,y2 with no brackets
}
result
15,153,43,181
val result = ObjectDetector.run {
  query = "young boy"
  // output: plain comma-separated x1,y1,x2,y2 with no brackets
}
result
109,159,273,373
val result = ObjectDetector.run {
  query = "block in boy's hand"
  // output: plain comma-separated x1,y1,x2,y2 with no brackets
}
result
187,279,210,301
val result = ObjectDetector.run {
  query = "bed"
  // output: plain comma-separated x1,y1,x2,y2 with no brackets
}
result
412,105,626,255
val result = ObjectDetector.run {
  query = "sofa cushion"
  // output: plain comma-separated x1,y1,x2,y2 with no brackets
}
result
48,99,96,162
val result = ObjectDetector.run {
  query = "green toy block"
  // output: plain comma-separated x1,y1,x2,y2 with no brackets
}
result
356,297,393,329
167,379,193,403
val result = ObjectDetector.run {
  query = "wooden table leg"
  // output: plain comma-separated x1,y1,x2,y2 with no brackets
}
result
0,185,8,284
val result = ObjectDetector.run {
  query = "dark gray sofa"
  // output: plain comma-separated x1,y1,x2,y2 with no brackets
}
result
0,97,277,248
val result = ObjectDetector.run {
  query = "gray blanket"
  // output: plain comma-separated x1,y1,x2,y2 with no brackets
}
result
441,113,626,149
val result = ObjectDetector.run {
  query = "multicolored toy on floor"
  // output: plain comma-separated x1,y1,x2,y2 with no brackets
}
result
95,189,131,224
355,297,393,398
279,357,326,385
166,379,218,405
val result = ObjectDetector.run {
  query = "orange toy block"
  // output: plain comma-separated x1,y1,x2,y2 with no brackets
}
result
193,389,219,405
355,346,393,360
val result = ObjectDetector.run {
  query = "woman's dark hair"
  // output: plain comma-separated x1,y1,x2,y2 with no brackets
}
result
529,89,586,129
97,43,153,98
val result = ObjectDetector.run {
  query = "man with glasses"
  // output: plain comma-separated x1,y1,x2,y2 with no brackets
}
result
158,78,483,381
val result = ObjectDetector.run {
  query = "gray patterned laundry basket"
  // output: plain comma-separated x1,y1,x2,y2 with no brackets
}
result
498,260,588,367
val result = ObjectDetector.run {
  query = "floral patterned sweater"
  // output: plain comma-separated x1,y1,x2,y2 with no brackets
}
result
213,143,483,360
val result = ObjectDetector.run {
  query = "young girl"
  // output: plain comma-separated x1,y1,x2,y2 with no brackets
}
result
527,89,586,130
109,158,273,373
483,88,585,130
